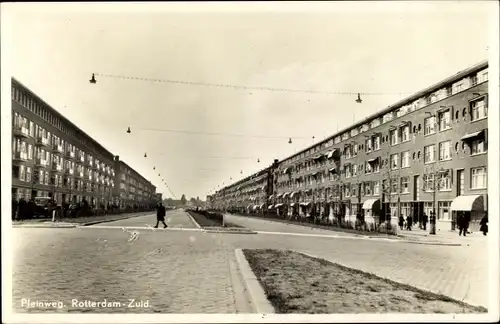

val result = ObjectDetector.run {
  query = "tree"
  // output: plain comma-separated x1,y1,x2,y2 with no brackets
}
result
180,194,187,205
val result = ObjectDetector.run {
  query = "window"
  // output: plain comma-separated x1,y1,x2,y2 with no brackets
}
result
365,139,372,152
438,201,452,221
352,164,358,177
424,173,435,191
470,98,487,121
352,144,358,156
401,125,410,142
391,153,399,169
471,139,486,155
391,178,398,194
373,159,380,173
26,167,32,183
471,167,487,189
19,165,26,181
364,182,372,196
400,177,409,193
390,129,398,145
373,181,380,195
438,171,451,191
424,145,436,163
438,110,451,131
424,116,436,135
373,136,380,150
365,161,372,174
398,151,409,168
439,141,452,161
453,82,464,94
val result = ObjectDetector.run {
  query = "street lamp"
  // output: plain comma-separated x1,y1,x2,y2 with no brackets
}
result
89,73,97,84
126,127,131,134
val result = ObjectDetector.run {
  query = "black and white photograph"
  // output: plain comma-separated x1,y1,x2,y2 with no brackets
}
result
1,1,499,323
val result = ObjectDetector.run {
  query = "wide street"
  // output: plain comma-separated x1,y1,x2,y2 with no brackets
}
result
12,209,489,313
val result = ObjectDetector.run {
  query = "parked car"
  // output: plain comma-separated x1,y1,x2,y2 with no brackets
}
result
33,197,55,218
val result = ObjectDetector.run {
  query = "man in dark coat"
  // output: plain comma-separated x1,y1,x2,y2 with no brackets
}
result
458,213,466,236
422,213,428,231
406,215,413,231
26,198,36,219
155,203,168,229
480,215,488,236
18,198,27,221
12,198,18,221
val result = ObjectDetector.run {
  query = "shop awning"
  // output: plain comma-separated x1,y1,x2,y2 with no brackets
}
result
313,155,323,161
253,205,258,210
282,168,289,174
450,195,484,212
290,203,296,207
300,202,311,206
268,205,274,209
275,203,284,208
311,172,319,177
290,191,297,198
259,203,265,209
268,195,274,200
326,149,339,159
461,130,485,141
362,198,381,211
367,158,378,164
276,193,283,198
328,167,337,173
283,192,290,198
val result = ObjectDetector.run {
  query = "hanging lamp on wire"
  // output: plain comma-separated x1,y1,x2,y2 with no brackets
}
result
355,93,362,103
144,153,147,158
126,127,131,134
288,138,292,144
257,158,260,163
153,166,155,170
89,73,97,84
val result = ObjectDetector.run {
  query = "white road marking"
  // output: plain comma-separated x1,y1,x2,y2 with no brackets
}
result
254,230,399,242
82,225,203,232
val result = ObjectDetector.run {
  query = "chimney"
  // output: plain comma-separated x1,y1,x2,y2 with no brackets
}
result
114,156,120,162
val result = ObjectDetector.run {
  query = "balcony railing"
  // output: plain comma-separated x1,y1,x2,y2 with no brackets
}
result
12,151,29,161
65,168,74,175
13,126,30,138
35,158,49,167
52,163,63,172
66,151,75,159
78,154,85,163
75,171,84,178
53,144,64,153
36,136,51,147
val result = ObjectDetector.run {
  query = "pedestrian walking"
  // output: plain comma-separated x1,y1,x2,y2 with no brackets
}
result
18,198,27,221
27,198,36,219
155,203,168,229
12,198,18,221
479,215,488,236
422,213,428,231
458,212,466,236
398,215,404,230
406,215,413,231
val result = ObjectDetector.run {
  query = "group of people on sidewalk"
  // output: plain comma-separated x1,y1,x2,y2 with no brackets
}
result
398,213,429,231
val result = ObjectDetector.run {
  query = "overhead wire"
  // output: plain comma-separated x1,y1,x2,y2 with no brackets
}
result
95,72,411,96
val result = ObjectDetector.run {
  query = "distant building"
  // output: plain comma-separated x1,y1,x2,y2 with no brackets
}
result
155,193,163,204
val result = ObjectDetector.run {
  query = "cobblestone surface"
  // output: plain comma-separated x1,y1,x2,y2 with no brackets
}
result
102,209,197,229
12,210,490,313
12,211,155,226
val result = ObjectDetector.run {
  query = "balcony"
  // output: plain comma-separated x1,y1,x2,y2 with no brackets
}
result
75,171,84,179
51,163,63,172
64,168,74,175
12,126,30,138
35,136,51,147
66,151,75,159
52,144,64,154
77,154,85,163
35,158,49,168
12,151,29,162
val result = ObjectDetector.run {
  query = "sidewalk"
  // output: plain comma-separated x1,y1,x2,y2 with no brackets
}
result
12,211,155,227
396,226,488,244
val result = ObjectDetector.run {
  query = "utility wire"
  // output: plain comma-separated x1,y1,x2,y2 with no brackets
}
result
135,127,310,140
95,73,410,96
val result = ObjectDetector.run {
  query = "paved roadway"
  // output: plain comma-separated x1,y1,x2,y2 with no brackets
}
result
12,209,489,313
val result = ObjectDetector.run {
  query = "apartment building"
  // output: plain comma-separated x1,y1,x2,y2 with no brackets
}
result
213,61,489,232
112,156,157,209
11,78,117,206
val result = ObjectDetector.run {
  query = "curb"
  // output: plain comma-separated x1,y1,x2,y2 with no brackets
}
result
186,212,202,229
13,223,77,228
204,229,257,234
79,212,155,226
234,249,275,314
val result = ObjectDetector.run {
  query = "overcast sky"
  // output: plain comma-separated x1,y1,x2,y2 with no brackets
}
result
3,2,493,200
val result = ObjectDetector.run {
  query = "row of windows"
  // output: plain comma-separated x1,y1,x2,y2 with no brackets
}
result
12,85,109,156
270,167,487,201
279,74,488,166
13,112,116,176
